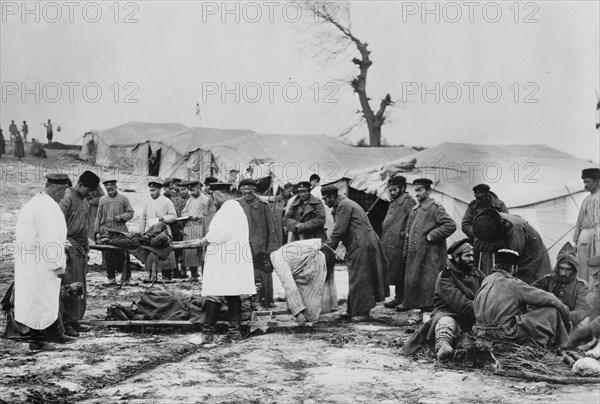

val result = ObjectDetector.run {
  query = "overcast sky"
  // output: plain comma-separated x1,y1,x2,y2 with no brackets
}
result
1,0,599,162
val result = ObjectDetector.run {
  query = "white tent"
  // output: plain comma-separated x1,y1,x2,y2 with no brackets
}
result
343,142,594,264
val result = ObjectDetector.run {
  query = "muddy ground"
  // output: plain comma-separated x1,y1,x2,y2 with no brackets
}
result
1,149,599,403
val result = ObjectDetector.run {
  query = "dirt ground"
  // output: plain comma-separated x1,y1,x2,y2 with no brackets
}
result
1,149,599,403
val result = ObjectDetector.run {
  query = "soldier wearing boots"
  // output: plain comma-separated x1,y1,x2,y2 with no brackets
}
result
238,178,279,311
400,239,485,360
189,183,255,345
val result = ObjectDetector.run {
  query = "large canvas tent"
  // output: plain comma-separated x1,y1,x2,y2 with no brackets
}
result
80,122,415,186
343,142,594,264
79,122,189,174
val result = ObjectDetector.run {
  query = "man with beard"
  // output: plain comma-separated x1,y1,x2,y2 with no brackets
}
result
381,175,416,309
284,181,327,242
238,178,279,310
139,179,177,281
473,209,551,285
532,242,590,332
190,183,256,345
402,178,456,311
473,249,571,348
95,179,135,285
322,185,387,322
181,180,209,281
461,184,508,275
59,170,100,337
574,168,600,291
562,254,600,349
401,239,485,360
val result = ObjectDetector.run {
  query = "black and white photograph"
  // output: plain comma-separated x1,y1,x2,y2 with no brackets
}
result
1,1,599,402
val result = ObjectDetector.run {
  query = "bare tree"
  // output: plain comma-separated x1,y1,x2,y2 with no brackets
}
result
300,1,393,146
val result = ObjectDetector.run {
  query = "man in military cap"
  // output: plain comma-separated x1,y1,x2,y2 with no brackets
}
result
322,185,387,321
402,178,456,311
190,182,256,344
532,242,590,332
9,173,75,349
401,238,485,360
59,170,100,336
203,176,219,228
381,175,416,309
562,254,600,349
473,208,550,284
238,178,279,310
140,179,177,281
181,180,209,281
95,179,135,285
574,168,600,291
284,180,327,242
473,249,571,348
461,184,508,275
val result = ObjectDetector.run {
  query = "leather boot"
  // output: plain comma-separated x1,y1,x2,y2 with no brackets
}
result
179,264,188,279
435,316,457,361
226,297,242,341
251,294,266,312
190,267,200,282
202,300,221,344
172,267,182,279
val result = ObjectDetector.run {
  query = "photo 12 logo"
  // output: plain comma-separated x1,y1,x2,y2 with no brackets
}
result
401,1,540,24
1,82,140,104
401,82,540,104
200,1,342,24
1,1,140,23
201,81,339,104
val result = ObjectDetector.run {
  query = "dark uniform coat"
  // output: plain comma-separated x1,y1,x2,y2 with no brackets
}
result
403,198,456,309
284,194,327,242
499,213,551,285
59,188,90,323
461,193,508,274
401,260,485,355
381,193,416,289
532,273,590,325
327,196,387,317
473,269,570,347
239,196,280,307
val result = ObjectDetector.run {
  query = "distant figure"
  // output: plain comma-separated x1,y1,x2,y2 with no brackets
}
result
21,121,28,142
13,132,25,160
9,120,17,141
30,138,47,158
0,129,5,159
44,119,53,143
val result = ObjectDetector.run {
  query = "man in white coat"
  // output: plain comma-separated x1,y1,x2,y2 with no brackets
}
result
13,174,72,350
191,182,256,345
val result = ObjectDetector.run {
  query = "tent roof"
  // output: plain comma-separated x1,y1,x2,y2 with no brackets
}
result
160,127,415,182
346,142,594,207
95,121,189,147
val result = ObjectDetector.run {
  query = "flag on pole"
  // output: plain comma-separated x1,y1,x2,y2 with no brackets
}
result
596,98,599,130
196,102,200,116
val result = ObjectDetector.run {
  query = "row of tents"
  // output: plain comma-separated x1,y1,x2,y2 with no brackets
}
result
79,121,594,264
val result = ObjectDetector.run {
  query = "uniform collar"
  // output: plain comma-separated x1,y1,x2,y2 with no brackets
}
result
417,198,434,210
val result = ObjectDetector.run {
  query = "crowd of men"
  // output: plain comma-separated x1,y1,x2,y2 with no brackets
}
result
4,165,600,356
0,119,51,160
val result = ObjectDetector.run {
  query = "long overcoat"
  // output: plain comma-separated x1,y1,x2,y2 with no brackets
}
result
381,193,416,287
327,196,387,317
284,194,327,242
403,198,456,309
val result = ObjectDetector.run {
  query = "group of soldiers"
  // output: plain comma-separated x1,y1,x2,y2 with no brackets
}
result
392,167,600,360
6,163,600,355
